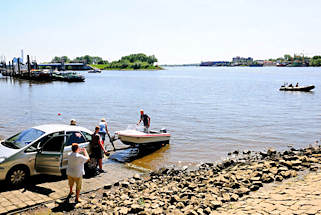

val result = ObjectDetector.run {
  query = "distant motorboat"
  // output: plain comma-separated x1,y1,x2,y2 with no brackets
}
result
279,85,315,92
88,69,101,73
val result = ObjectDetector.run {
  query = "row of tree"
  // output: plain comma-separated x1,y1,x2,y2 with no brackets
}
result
51,53,158,69
266,54,321,66
51,55,107,64
309,56,321,66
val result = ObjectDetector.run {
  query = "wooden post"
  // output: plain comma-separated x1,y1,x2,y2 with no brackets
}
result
8,61,11,76
11,60,14,76
27,55,31,78
17,58,21,77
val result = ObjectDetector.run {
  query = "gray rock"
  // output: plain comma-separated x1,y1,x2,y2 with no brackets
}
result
210,200,222,209
133,173,141,180
120,181,130,188
235,187,250,197
262,173,274,183
130,204,143,213
280,171,291,178
250,185,260,191
104,184,112,189
275,175,284,182
222,193,231,202
118,207,129,214
310,165,318,171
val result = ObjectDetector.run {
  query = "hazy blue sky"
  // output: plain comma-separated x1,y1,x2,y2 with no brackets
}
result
1,0,321,64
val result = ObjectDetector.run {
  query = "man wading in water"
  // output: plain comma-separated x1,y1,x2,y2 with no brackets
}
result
137,109,151,133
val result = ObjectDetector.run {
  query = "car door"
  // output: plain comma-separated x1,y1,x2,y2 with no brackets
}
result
61,131,88,170
35,134,65,175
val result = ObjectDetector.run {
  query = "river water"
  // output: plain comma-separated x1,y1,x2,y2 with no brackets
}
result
1,67,321,170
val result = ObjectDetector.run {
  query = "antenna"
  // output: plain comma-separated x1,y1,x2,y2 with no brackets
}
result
21,49,24,63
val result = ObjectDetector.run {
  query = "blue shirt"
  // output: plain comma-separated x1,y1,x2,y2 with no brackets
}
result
99,121,106,133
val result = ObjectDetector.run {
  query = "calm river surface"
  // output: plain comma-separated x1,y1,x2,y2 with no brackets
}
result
1,67,321,170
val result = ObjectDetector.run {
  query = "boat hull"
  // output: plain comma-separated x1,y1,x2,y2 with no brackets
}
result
116,130,171,146
279,85,315,92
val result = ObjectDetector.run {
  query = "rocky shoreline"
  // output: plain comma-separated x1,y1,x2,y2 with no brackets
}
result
26,144,321,214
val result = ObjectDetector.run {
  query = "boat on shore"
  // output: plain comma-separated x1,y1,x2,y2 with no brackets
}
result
115,127,170,147
279,85,315,92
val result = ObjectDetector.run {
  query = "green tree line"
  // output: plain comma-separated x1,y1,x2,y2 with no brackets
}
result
51,53,159,70
51,55,108,64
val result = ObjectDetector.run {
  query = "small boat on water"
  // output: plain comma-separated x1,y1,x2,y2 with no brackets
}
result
63,72,85,82
52,71,85,82
115,127,170,147
88,69,101,73
279,85,315,92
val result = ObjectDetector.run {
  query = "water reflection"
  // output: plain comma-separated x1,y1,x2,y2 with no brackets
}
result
0,76,50,86
109,144,170,170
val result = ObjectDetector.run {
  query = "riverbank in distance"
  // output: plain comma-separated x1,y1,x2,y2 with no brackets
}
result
90,64,163,71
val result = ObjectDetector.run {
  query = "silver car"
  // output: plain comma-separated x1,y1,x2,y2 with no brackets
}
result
0,124,93,186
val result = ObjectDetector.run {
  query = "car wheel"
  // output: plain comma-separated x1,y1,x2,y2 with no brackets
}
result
6,166,29,186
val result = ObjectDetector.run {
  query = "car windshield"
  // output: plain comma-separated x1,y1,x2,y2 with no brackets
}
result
2,128,45,149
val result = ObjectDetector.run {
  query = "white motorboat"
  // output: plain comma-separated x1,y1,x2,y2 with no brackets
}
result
115,127,170,146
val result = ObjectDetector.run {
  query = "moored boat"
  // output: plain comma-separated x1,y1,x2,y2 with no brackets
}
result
88,69,101,73
115,128,170,146
279,85,315,92
63,72,85,82
52,71,85,82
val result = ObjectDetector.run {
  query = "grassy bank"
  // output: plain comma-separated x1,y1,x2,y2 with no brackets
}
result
90,64,163,70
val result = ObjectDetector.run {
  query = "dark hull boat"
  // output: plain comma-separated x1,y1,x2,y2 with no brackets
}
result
279,85,315,92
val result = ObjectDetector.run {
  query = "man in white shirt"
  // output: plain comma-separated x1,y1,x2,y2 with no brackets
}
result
67,143,89,203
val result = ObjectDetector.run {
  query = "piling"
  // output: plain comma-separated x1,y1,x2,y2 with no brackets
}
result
17,58,21,76
11,60,15,76
27,55,31,78
8,62,11,76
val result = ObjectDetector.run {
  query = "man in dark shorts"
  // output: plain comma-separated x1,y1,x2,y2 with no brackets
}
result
90,126,107,173
137,109,151,133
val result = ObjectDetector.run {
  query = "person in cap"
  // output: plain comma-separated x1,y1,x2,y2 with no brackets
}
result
98,118,109,145
66,143,89,203
90,126,108,173
137,109,151,133
98,118,115,151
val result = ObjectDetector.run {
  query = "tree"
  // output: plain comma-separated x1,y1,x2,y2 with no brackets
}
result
51,56,71,63
310,56,321,66
284,54,292,61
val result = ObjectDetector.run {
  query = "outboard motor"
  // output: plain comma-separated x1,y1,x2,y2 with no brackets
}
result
160,128,167,133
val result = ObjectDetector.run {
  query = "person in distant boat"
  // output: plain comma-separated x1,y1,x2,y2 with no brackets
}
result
70,119,77,126
289,83,293,87
295,82,299,87
137,109,151,133
90,126,108,173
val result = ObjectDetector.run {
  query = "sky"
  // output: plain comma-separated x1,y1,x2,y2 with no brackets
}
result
1,0,321,64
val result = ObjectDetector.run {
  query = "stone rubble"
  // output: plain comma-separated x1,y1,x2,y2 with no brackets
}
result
25,145,321,214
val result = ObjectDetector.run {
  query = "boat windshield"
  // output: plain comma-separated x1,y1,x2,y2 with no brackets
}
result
1,128,45,149
126,124,144,132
